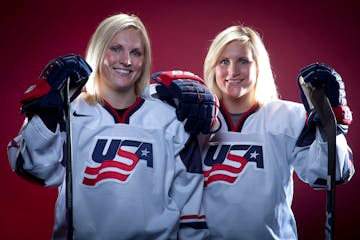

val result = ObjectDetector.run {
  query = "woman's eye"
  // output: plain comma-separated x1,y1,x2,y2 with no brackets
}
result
220,59,230,65
131,50,142,57
239,58,250,64
110,46,121,52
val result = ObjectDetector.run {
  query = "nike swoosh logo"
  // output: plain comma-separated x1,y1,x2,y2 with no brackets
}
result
73,111,91,117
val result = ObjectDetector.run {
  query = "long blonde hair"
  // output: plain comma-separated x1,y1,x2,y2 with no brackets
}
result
204,25,278,105
84,13,151,104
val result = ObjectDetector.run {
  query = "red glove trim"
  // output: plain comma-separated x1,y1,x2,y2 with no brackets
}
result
20,78,51,104
333,105,352,125
153,70,205,86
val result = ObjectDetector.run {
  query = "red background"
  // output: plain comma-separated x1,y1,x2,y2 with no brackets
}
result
1,0,359,239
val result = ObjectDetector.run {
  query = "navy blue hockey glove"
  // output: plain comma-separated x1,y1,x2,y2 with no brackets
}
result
152,70,220,134
20,54,92,131
297,63,352,134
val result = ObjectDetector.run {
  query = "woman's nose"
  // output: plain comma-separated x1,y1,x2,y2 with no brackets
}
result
228,62,238,77
120,53,132,66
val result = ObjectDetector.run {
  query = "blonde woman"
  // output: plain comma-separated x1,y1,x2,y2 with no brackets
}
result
8,13,209,239
200,25,354,239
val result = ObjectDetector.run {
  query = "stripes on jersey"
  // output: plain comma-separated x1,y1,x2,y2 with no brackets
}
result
179,214,208,229
203,145,263,187
83,149,139,186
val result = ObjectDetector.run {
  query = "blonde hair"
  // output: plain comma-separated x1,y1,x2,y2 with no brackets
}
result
84,13,151,104
204,25,278,105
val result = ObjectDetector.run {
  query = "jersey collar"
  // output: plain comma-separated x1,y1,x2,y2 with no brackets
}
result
220,101,259,132
102,97,145,124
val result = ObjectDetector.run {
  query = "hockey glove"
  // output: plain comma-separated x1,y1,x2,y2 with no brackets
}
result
20,54,92,131
297,63,352,134
152,70,220,134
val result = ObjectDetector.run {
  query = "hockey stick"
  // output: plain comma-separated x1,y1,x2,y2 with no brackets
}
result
63,76,74,239
300,77,337,240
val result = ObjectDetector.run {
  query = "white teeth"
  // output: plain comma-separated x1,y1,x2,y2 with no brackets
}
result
115,69,130,74
226,79,242,83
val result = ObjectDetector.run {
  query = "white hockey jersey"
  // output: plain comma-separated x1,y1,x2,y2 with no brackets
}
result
199,99,354,240
8,92,209,240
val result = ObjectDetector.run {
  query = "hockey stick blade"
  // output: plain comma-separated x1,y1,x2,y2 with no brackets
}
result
300,76,337,240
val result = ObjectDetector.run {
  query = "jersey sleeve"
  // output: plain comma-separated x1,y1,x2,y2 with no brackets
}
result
276,100,355,188
292,125,354,188
7,115,66,187
264,100,354,189
170,134,209,239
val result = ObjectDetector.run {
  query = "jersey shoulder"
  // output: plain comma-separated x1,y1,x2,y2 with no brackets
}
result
262,99,305,118
141,86,189,143
259,99,306,137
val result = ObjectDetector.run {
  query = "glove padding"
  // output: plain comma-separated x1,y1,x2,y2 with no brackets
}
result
298,63,352,134
20,54,92,119
152,70,219,134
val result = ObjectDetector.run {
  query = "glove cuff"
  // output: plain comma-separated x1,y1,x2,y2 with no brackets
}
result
38,112,61,132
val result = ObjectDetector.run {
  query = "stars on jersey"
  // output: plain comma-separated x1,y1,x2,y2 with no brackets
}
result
82,138,153,186
203,144,263,187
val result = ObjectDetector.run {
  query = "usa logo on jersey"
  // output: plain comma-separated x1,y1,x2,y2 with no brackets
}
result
82,138,153,186
203,144,263,187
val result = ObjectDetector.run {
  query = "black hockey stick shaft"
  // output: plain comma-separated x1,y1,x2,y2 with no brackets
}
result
64,77,74,239
303,80,337,240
